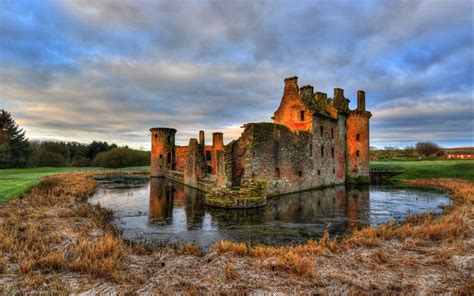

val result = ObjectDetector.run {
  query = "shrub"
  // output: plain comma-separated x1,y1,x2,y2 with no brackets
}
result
29,149,68,167
91,147,149,168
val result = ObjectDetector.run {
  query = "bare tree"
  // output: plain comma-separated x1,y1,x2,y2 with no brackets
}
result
415,142,441,157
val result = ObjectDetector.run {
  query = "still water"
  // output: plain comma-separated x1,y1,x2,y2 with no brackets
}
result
89,176,450,250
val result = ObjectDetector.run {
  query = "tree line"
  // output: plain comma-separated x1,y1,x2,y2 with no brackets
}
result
0,109,149,169
370,142,443,161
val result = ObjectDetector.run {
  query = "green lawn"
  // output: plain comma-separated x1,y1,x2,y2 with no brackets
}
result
0,166,150,202
370,160,474,182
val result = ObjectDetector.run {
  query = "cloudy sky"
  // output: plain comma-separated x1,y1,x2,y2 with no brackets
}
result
0,0,472,149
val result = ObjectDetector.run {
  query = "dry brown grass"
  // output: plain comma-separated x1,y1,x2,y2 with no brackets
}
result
224,262,236,280
70,232,127,278
0,174,471,294
270,251,313,277
36,250,67,272
0,257,6,274
211,241,248,256
178,243,202,256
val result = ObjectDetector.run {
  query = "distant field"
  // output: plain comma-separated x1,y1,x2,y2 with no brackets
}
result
370,160,474,182
0,166,150,202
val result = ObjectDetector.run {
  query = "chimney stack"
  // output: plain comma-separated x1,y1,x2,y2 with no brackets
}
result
199,130,205,147
212,132,224,150
334,88,344,98
357,90,365,111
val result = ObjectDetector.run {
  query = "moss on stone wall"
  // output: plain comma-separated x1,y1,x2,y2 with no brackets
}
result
205,179,267,209
346,175,371,184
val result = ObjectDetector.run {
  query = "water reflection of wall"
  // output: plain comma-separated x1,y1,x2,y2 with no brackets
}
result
149,178,205,229
263,185,370,233
149,178,173,224
149,178,371,235
346,186,370,229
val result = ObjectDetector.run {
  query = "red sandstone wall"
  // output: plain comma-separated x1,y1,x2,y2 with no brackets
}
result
346,112,370,180
150,128,176,177
273,77,313,132
175,146,189,172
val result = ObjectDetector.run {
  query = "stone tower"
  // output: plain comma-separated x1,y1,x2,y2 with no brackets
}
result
150,127,177,177
345,91,371,183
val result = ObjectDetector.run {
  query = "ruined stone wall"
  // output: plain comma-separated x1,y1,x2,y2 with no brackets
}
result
273,77,313,132
175,146,189,172
229,122,343,195
346,111,371,182
311,114,342,187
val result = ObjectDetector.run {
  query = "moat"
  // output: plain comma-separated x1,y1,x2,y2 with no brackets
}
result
89,175,450,250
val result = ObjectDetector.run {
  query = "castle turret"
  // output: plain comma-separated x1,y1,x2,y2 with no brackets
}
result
333,88,350,111
150,127,177,177
345,91,371,183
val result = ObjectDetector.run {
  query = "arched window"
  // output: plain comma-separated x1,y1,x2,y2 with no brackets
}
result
356,150,360,157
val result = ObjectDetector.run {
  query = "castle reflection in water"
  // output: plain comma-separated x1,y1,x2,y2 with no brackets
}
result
89,175,448,249
148,178,371,235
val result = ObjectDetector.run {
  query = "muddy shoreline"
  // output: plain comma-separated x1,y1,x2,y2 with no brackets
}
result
0,171,472,294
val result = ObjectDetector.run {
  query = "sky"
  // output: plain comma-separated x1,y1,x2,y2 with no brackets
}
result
0,0,472,149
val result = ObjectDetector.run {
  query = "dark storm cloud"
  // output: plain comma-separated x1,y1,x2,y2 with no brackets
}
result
0,0,472,148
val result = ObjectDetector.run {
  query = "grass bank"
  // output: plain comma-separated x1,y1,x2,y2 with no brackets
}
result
0,166,149,202
370,159,474,181
0,171,471,293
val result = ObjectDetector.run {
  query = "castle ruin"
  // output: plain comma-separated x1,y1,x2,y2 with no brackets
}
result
150,76,371,207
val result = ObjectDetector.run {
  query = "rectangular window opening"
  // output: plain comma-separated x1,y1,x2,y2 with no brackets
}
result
331,128,334,139
300,110,305,121
317,170,321,176
356,134,360,141
320,125,324,137
331,147,334,158
275,167,281,177
321,146,324,157
356,150,360,157
298,171,303,177
309,144,313,157
206,150,212,160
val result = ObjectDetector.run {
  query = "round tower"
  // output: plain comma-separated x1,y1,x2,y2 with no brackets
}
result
345,91,371,183
150,127,177,177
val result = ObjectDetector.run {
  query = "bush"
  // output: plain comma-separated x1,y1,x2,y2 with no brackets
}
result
29,149,68,167
91,147,149,168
